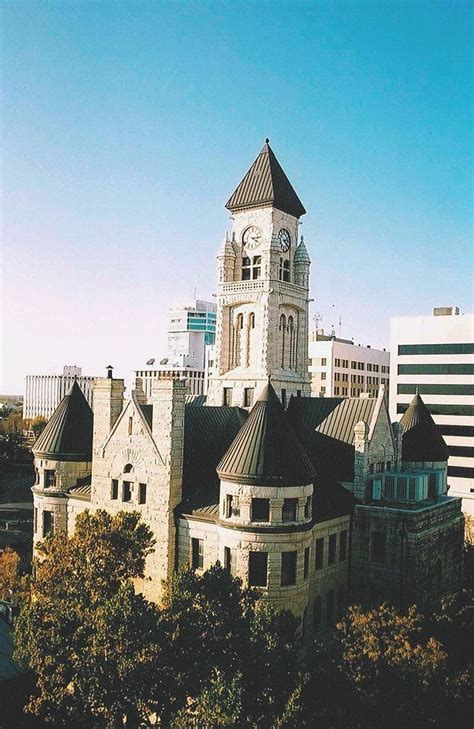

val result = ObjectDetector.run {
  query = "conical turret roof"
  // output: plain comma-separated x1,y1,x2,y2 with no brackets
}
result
294,236,311,264
400,392,449,462
33,381,93,462
217,383,316,486
225,140,306,218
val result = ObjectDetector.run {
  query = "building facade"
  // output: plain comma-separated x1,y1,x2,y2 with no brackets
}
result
31,143,464,641
135,300,217,399
390,308,474,516
24,366,95,421
309,332,390,399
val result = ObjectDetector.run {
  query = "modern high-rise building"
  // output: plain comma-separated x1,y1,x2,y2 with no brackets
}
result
136,300,217,400
390,307,474,516
309,331,390,399
24,366,95,420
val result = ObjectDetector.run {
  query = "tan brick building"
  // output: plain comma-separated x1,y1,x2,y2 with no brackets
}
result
32,142,463,638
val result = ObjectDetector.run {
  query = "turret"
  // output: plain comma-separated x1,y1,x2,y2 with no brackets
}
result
294,236,311,288
216,383,315,618
32,382,93,550
217,231,236,284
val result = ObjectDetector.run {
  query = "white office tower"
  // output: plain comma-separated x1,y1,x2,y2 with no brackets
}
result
390,307,474,516
24,366,95,420
309,331,390,398
136,300,217,400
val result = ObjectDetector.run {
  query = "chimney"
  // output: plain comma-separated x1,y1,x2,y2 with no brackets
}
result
93,367,125,455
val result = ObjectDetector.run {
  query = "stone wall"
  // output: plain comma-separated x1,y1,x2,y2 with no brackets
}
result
351,497,464,610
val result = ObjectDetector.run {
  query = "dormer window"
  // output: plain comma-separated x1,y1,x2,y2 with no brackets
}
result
242,256,261,280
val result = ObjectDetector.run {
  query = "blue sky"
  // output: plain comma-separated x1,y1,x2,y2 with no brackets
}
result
2,0,472,393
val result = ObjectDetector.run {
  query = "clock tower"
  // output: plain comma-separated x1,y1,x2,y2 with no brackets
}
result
206,140,311,408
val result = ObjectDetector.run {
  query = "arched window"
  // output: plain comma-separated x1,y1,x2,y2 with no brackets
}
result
326,589,335,626
233,314,244,367
288,316,294,369
249,312,255,329
279,314,286,368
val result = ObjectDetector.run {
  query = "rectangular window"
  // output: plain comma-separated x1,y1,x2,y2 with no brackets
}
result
122,481,132,502
223,388,233,406
304,495,312,518
397,476,407,500
408,477,416,501
138,483,147,505
44,469,55,488
282,498,298,522
398,363,474,376
328,534,337,565
281,389,287,408
111,479,119,500
43,510,55,537
321,372,326,380
224,546,237,576
281,551,297,586
339,530,347,562
315,537,324,570
384,475,395,499
251,498,270,522
398,342,474,356
398,383,474,396
249,551,268,587
128,417,133,435
243,387,254,408
34,507,38,534
191,537,204,570
225,493,233,518
304,546,310,579
371,532,385,563
321,358,327,366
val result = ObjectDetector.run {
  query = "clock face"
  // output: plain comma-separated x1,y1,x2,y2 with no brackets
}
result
278,228,291,253
242,225,261,250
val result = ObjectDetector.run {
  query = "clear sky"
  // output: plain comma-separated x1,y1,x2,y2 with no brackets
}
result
1,0,472,394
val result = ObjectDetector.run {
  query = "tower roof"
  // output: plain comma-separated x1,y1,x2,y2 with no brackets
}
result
33,381,93,462
225,140,306,218
217,382,316,486
294,236,311,264
399,392,449,462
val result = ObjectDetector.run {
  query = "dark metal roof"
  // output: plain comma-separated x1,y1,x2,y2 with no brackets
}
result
400,393,449,462
33,381,93,462
225,141,306,218
180,405,248,517
312,477,356,522
217,383,316,487
186,394,207,407
287,396,377,482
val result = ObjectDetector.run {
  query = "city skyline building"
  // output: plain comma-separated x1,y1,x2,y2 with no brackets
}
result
135,299,217,399
390,307,474,516
309,331,390,399
23,366,95,421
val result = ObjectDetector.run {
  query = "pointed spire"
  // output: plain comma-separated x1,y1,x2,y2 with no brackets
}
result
294,235,311,264
217,382,315,486
225,141,306,218
33,381,93,462
218,230,236,257
400,392,449,462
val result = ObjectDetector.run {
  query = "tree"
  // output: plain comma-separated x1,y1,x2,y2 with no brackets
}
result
14,510,160,728
160,565,304,728
30,417,47,438
0,546,28,602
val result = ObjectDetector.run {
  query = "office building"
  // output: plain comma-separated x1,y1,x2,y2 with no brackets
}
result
309,331,390,399
390,307,474,516
24,366,95,420
136,300,217,399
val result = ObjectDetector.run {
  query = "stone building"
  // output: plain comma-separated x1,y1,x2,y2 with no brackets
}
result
32,142,464,636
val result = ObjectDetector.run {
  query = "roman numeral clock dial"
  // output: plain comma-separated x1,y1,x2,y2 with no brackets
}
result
242,225,261,251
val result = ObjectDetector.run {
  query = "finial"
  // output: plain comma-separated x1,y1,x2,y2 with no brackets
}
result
106,365,114,380
416,386,419,395
268,374,272,384
300,234,304,245
265,137,270,144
